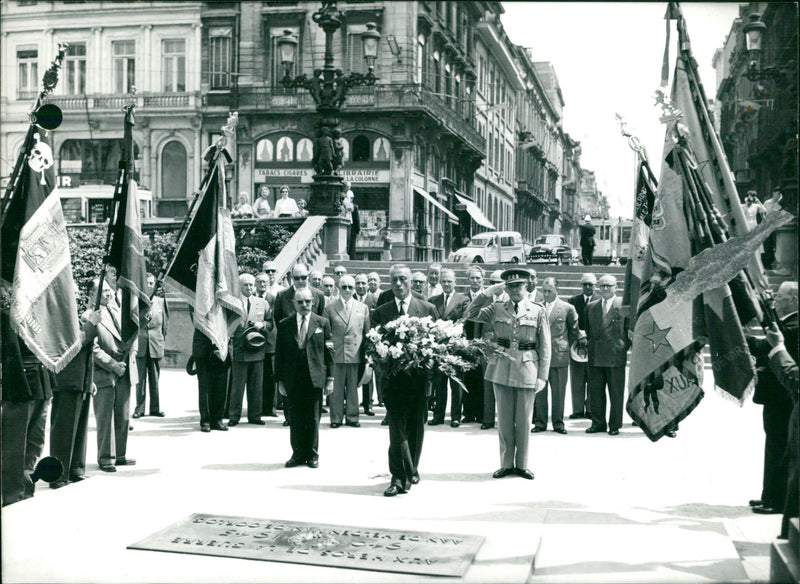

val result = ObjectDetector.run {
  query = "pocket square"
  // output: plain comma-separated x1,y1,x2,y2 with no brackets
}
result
314,327,323,334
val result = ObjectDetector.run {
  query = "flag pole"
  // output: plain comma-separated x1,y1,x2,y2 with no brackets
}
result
151,112,238,301
0,44,68,225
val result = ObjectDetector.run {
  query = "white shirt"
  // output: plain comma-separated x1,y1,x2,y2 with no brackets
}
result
274,196,300,217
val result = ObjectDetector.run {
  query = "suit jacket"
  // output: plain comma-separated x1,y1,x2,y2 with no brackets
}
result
429,291,469,322
546,297,581,369
323,297,370,364
371,295,439,329
273,285,325,325
137,296,167,358
376,288,424,308
54,312,99,394
568,293,597,331
274,313,333,392
585,296,630,368
93,304,130,387
257,290,278,353
423,282,443,301
752,312,798,405
354,292,376,310
231,295,271,362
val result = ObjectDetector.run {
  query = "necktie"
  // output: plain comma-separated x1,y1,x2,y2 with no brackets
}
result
298,315,307,348
603,300,610,315
443,294,449,310
399,300,405,315
513,302,519,315
246,297,251,315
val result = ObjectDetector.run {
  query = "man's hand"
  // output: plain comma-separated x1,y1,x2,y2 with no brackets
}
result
113,361,127,377
766,323,784,348
278,381,287,397
535,378,547,393
324,379,334,396
577,337,588,349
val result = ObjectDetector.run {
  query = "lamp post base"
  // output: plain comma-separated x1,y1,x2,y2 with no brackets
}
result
309,173,345,216
323,216,351,261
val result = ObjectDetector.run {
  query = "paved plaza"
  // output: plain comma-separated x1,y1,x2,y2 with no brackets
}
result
1,367,782,583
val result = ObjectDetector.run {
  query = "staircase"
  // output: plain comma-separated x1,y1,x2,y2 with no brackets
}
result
771,518,800,583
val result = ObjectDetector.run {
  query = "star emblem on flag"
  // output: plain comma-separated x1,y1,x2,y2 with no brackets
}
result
643,321,672,354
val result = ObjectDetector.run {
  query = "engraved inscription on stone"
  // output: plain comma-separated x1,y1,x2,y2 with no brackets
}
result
128,513,484,577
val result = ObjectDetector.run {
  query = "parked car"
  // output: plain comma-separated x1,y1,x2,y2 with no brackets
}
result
451,231,526,264
527,234,577,265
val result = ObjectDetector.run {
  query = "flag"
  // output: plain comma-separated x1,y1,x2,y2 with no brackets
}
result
0,130,81,372
164,156,244,359
106,106,149,349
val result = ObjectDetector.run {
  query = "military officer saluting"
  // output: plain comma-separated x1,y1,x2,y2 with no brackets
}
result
466,268,550,480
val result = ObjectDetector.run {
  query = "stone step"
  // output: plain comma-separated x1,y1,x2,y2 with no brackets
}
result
790,518,799,558
770,538,800,584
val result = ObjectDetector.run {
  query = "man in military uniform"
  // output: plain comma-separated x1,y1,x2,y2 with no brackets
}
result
466,268,550,480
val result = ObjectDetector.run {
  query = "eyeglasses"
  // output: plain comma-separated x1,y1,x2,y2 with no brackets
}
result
334,271,346,276
293,275,308,280
296,299,313,304
340,285,354,290
598,283,615,289
412,281,425,285
582,282,595,286
265,269,276,274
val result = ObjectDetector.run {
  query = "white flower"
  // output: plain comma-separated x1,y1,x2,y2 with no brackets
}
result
389,345,404,359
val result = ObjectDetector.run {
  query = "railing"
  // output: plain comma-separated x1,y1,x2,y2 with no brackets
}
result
270,215,328,286
44,92,198,111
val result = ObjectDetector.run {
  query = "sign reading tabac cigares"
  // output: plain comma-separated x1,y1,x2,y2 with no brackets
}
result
128,513,484,577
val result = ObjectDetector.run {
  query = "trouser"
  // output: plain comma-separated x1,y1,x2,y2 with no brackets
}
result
331,363,360,424
432,372,462,423
361,375,377,410
1,399,49,506
93,374,131,465
581,246,593,265
134,353,161,415
287,356,321,463
761,402,790,508
462,364,484,421
196,357,228,426
533,367,568,430
494,383,535,469
384,373,428,491
50,392,91,482
570,358,591,416
262,353,276,415
587,365,626,431
483,377,496,425
229,360,264,422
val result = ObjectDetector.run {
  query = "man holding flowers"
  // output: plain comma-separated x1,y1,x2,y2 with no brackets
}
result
370,264,439,497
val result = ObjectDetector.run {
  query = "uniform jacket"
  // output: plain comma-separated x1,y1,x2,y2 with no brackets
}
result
274,313,333,392
231,295,272,362
323,297,370,364
429,291,470,322
568,292,597,331
585,296,630,368
545,297,581,369
273,285,325,324
93,304,131,388
467,294,551,388
137,296,167,358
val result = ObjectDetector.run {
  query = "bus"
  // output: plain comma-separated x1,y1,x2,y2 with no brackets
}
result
590,217,633,265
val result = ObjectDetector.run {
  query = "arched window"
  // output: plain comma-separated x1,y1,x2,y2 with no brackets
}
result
297,138,313,161
256,138,273,161
352,135,370,162
161,141,187,199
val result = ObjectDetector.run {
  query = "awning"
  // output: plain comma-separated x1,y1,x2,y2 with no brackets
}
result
413,187,458,224
455,193,495,229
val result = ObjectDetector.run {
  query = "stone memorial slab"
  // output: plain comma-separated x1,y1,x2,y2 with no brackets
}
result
128,513,485,577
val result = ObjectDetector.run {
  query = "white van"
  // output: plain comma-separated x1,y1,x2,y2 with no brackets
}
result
451,231,526,264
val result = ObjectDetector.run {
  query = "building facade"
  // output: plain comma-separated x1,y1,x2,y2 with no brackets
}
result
577,169,609,221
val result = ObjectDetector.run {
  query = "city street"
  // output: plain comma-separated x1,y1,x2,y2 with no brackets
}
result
1,366,781,583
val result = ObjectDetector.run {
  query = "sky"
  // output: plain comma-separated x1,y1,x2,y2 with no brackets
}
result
500,1,741,218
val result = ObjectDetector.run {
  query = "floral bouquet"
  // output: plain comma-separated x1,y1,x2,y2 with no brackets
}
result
365,315,482,390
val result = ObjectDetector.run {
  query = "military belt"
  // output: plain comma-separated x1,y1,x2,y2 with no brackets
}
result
496,339,536,350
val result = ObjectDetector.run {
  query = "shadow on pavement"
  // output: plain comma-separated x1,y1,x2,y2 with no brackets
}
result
283,483,385,497
660,502,754,519
534,558,746,581
202,462,286,472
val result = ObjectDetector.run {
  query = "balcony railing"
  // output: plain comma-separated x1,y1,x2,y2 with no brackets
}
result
43,92,199,112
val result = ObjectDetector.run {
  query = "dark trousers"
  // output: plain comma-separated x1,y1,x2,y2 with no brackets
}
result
262,354,276,416
287,354,321,463
1,399,49,506
384,372,428,491
49,392,90,482
570,358,591,416
483,377,496,424
761,402,790,508
432,372,462,423
134,353,161,415
196,357,228,426
229,360,264,422
587,365,625,431
533,366,568,430
781,404,798,538
581,245,593,265
462,364,484,421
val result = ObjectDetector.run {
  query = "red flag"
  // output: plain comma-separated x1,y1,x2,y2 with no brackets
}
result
1,130,81,372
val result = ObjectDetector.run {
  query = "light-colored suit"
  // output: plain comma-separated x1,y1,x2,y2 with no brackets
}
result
324,297,370,424
134,296,167,416
533,297,581,431
229,295,271,423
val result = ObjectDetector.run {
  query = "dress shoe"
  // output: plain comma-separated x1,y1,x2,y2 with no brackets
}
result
116,458,136,466
132,412,143,419
493,468,513,479
450,421,460,428
68,474,87,483
411,474,420,485
585,426,605,434
428,418,443,426
330,422,342,428
749,499,763,507
264,412,279,417
307,459,319,468
608,429,620,436
346,421,361,428
381,417,389,425
364,409,375,416
228,420,239,426
665,430,677,438
211,421,228,431
378,401,384,407
282,420,290,426
568,413,583,419
554,427,567,435
531,427,546,433
285,458,303,468
481,423,495,430
752,504,780,515
50,479,69,489
462,416,475,423
515,468,535,480
248,419,266,425
384,484,404,497
631,420,639,427
150,411,165,417
99,464,116,472
200,423,211,433
321,407,328,413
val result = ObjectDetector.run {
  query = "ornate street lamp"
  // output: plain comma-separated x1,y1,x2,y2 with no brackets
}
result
742,12,787,83
276,1,381,215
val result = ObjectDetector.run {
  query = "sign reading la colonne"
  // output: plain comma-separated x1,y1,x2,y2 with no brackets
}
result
129,513,484,577
255,168,390,184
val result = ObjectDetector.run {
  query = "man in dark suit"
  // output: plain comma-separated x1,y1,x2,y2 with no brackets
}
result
192,326,229,433
133,273,168,419
429,268,470,427
747,281,798,515
273,263,325,325
255,272,279,418
462,266,486,424
353,273,377,415
567,272,596,419
584,274,630,436
275,287,334,468
371,264,439,496
375,284,424,307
